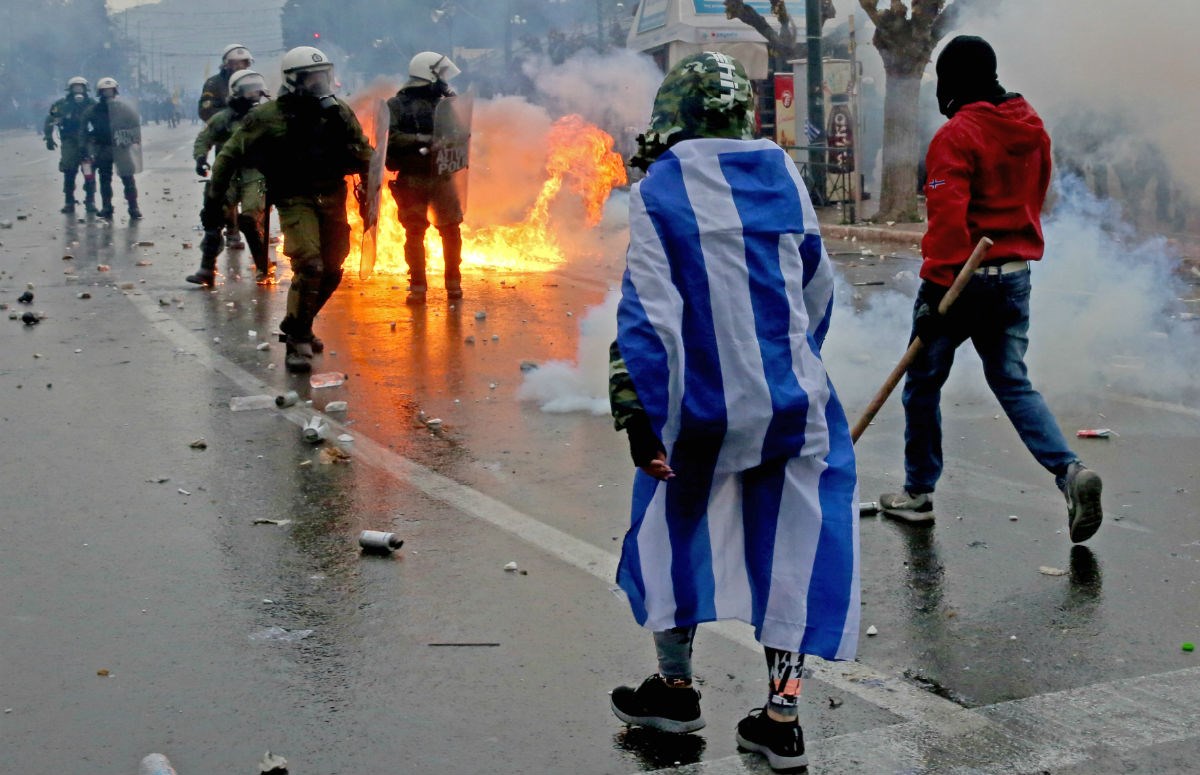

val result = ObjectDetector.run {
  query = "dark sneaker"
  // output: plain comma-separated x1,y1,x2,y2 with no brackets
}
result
285,341,314,373
61,202,76,214
447,287,463,300
879,490,934,523
185,269,216,287
406,289,426,305
128,206,143,220
736,708,807,772
255,270,273,285
611,674,705,734
1062,462,1102,543
97,207,114,221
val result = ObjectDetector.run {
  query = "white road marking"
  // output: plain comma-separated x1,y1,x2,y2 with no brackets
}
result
119,287,963,726
641,665,1200,774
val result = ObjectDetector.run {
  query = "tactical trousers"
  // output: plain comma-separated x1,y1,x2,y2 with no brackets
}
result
391,175,463,291
94,155,137,212
58,140,93,205
276,190,350,342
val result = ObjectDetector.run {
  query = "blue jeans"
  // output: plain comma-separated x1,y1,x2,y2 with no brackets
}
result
902,269,1078,494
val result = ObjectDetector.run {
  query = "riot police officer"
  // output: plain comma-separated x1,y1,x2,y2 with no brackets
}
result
80,78,142,221
205,47,372,373
198,43,254,122
188,69,273,286
44,77,97,214
386,51,464,304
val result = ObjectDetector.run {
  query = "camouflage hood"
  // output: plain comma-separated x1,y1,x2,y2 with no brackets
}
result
630,52,755,171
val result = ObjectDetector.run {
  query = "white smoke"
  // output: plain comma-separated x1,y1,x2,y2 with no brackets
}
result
515,289,619,415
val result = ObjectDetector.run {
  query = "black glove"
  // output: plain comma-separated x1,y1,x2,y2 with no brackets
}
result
200,199,224,230
195,158,210,177
624,412,666,468
913,282,949,343
45,138,57,151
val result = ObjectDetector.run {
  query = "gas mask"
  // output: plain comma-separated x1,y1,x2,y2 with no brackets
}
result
73,94,85,103
298,70,336,108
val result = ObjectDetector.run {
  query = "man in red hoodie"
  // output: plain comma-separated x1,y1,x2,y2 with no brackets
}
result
879,36,1103,544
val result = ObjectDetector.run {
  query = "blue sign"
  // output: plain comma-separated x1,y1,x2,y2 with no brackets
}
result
693,0,773,13
638,0,669,32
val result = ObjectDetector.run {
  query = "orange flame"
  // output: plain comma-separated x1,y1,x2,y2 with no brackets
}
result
340,109,627,277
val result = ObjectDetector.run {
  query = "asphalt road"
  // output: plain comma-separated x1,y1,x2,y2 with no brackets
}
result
1,122,1198,774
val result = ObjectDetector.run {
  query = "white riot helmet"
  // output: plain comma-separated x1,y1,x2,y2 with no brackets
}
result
66,76,89,92
222,43,254,70
281,46,334,99
96,77,119,98
229,69,268,100
408,51,460,84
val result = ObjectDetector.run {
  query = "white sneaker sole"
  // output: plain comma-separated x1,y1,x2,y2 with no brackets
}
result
610,697,705,734
881,507,935,523
736,732,808,771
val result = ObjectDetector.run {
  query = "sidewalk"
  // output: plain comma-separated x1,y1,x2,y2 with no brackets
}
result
815,204,926,247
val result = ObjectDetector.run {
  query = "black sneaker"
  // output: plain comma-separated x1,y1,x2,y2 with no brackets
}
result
128,206,143,220
97,207,114,221
1062,462,1102,543
736,708,807,772
285,341,314,373
61,202,76,214
610,674,705,734
879,490,934,523
185,269,216,287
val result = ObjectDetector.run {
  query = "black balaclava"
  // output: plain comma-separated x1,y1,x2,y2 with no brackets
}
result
935,35,1006,118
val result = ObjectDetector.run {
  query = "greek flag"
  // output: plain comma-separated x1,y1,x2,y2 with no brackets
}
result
616,138,859,659
804,118,824,143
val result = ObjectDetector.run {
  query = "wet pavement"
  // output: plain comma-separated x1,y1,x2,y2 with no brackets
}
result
1,124,1198,774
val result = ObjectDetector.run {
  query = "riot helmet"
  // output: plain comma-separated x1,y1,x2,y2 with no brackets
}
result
408,51,460,85
281,46,335,102
67,76,89,101
96,77,119,100
221,43,254,72
229,69,268,101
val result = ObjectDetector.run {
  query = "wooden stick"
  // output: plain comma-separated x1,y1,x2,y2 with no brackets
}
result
849,236,993,443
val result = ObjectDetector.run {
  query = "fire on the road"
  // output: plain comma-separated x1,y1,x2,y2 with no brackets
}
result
338,108,627,276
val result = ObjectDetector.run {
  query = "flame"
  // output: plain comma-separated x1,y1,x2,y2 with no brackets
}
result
337,109,627,277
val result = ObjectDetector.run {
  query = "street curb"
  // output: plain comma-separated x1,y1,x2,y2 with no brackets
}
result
822,223,924,247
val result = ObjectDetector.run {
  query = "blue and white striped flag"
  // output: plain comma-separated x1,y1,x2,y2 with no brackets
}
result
615,137,859,659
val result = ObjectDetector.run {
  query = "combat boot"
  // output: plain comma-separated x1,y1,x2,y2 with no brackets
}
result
185,269,216,287
60,197,76,214
128,203,143,220
285,340,314,373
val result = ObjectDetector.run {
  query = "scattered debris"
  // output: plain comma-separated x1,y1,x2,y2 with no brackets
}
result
359,530,404,554
77,292,92,299
145,477,170,484
310,372,346,389
189,438,208,450
827,696,844,709
135,259,153,267
252,518,292,526
118,282,135,290
135,240,155,247
17,291,33,304
1008,515,1020,521
1076,428,1118,438
851,281,885,286
97,264,110,271
138,754,178,775
464,335,475,344
21,311,40,326
298,460,312,468
249,626,313,642
275,390,299,408
491,334,499,341
259,751,289,774
182,242,193,249
475,310,487,320
425,418,443,432
504,561,519,572
1184,642,1195,652
427,642,500,647
859,501,880,515
303,416,329,443
324,400,348,412
519,360,538,373
865,625,879,636
336,433,354,443
1038,566,1068,576
256,341,270,351
177,488,191,496
97,668,110,677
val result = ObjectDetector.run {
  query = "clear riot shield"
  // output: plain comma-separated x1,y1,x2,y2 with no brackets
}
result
432,87,474,218
108,98,143,176
359,99,390,280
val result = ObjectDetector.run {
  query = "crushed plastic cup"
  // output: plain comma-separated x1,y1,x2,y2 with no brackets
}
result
139,753,178,775
310,372,346,389
324,400,348,412
302,416,328,444
249,626,313,642
230,394,276,411
1076,428,1118,438
275,390,299,407
359,530,404,554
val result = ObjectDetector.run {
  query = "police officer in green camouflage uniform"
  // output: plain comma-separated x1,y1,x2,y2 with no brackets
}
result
188,69,272,286
44,76,97,214
204,46,372,374
200,44,255,246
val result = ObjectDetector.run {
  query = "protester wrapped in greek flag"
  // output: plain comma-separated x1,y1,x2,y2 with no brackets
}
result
607,55,859,752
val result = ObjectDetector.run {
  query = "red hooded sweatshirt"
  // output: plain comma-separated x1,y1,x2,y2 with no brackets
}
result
920,97,1051,287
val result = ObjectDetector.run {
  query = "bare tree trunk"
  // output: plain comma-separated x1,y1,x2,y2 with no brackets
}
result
877,70,922,222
